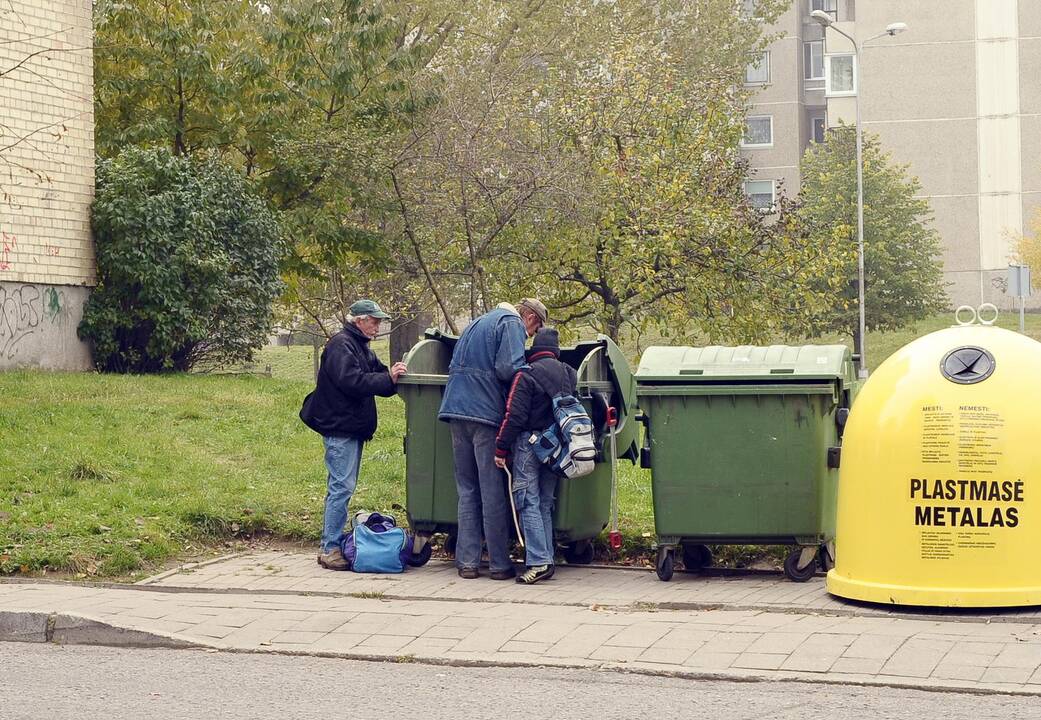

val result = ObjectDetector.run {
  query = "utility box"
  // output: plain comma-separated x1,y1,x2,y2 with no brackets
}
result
636,345,857,581
398,330,638,564
828,322,1041,607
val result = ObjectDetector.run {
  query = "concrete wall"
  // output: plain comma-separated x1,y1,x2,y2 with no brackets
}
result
742,3,804,195
831,0,1041,310
0,0,95,370
752,0,1041,310
0,282,92,369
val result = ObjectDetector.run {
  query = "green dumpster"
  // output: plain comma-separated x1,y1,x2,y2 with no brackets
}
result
398,330,638,565
635,345,857,582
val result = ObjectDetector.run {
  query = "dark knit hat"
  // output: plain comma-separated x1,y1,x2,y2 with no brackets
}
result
528,327,560,358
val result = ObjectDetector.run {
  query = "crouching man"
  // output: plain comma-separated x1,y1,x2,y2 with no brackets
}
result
300,299,407,570
494,328,574,584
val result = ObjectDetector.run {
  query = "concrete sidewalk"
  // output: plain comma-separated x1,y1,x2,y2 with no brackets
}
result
2,551,1041,695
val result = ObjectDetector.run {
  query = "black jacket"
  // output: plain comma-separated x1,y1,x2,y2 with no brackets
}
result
495,352,578,457
299,323,396,440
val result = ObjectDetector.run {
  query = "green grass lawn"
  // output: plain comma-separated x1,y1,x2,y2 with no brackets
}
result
0,368,405,577
4,312,1040,578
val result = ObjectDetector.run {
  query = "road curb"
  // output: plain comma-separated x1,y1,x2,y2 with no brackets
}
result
2,607,1037,697
0,610,200,649
207,644,1041,698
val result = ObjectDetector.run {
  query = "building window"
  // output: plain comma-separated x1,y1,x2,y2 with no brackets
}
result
825,54,856,95
744,180,775,210
745,51,770,85
811,115,827,143
803,40,824,80
741,115,773,147
809,0,837,19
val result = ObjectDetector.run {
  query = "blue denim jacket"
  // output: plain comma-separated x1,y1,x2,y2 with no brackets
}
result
438,307,528,427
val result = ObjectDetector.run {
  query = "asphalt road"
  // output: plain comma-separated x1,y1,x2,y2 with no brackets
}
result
1,642,1035,720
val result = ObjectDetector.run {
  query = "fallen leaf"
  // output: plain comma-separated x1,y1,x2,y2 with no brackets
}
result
97,525,112,532
242,508,254,516
231,523,240,532
134,518,145,526
0,512,10,521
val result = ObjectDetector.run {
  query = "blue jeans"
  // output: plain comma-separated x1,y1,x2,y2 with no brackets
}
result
321,436,363,553
451,420,512,573
511,437,557,567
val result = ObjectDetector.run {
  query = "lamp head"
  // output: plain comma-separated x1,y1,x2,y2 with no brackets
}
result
810,9,833,26
885,22,908,36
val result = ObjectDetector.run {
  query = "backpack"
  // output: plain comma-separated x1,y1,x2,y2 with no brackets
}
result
341,511,413,573
526,372,597,479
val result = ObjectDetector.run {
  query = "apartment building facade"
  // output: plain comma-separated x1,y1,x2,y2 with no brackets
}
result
743,0,1041,309
0,0,95,369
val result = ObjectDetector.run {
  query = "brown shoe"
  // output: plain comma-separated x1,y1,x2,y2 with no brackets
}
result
318,548,349,571
458,567,480,579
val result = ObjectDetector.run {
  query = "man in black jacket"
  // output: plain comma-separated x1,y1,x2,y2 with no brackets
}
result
300,299,407,570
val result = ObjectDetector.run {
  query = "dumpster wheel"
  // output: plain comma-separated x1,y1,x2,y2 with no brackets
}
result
563,540,595,565
407,543,433,567
681,543,712,571
783,548,818,582
819,541,835,572
655,547,675,582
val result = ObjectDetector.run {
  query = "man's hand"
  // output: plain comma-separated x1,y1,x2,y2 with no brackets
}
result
494,456,507,469
390,361,407,383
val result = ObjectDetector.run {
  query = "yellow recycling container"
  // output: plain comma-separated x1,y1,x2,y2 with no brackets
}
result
828,313,1041,607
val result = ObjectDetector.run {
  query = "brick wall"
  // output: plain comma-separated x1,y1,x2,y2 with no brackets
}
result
0,0,95,287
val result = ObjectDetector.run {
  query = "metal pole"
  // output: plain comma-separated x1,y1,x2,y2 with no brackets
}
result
853,42,868,380
1021,295,1026,334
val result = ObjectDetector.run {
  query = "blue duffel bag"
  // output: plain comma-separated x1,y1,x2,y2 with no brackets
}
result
341,511,412,573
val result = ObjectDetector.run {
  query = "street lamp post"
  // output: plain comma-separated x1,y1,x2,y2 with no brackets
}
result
811,10,906,380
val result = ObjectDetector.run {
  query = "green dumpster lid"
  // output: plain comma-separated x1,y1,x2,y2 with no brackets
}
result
635,345,853,383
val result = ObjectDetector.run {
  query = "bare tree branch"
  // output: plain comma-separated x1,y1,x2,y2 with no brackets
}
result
390,169,459,334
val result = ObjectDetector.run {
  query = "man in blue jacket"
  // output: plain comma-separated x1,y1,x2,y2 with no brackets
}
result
300,299,407,570
438,298,547,579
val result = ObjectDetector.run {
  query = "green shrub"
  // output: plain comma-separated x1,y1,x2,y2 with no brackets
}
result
80,147,284,372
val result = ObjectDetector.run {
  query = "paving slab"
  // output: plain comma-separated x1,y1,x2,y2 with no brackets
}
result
0,550,1039,696
137,551,1041,624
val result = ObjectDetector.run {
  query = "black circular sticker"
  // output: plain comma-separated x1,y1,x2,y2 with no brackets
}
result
941,346,995,385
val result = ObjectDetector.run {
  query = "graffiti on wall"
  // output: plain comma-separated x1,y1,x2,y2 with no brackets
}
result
0,231,16,271
0,282,89,369
0,284,42,358
43,286,67,324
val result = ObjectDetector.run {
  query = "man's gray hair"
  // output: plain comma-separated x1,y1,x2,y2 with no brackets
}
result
347,314,372,324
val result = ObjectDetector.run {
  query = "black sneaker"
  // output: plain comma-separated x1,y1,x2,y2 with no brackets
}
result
516,564,554,584
458,567,480,579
